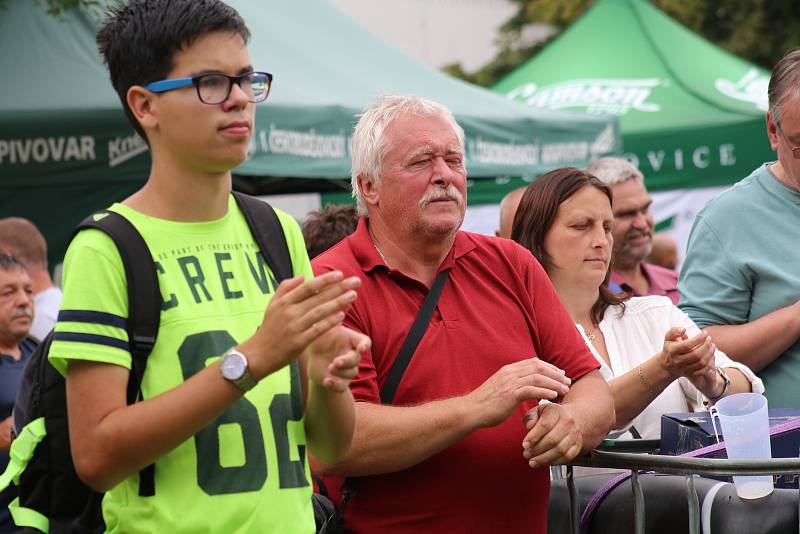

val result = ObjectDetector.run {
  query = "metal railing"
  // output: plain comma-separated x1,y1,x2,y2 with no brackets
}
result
564,451,800,534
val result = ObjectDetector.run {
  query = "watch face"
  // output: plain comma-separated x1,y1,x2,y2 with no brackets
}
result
221,351,247,381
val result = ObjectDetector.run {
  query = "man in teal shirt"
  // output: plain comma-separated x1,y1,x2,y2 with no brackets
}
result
679,48,800,408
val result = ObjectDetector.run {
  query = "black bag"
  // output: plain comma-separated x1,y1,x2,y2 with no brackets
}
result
0,192,293,533
312,476,338,533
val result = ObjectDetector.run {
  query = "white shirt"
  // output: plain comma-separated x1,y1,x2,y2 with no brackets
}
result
31,286,63,341
576,296,764,439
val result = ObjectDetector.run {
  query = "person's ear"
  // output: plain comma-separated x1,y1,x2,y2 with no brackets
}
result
127,85,159,134
358,175,379,208
766,112,780,152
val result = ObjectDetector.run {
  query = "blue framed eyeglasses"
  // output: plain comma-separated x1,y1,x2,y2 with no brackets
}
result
144,71,273,105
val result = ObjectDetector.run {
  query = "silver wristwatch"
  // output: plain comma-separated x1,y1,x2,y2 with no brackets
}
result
220,348,258,391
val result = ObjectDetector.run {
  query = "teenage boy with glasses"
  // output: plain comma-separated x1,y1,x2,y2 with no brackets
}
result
48,1,370,532
679,47,800,410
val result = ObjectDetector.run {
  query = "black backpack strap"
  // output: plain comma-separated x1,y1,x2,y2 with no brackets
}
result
380,268,450,405
232,191,293,283
73,210,160,497
73,212,160,403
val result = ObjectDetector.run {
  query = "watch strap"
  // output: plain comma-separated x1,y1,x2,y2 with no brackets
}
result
706,366,731,403
221,349,258,391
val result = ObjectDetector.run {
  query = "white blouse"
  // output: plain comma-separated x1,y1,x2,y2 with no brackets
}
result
576,296,764,439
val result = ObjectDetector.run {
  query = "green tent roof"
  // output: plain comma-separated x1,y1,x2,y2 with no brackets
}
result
229,0,618,180
493,0,774,191
0,0,619,265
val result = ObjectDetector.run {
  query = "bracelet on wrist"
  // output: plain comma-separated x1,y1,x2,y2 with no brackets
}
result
637,365,659,394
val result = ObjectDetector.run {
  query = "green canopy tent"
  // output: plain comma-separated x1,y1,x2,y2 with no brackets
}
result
493,0,774,251
0,0,618,266
495,0,772,191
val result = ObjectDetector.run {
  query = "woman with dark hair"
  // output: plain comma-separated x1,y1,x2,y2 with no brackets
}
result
511,168,763,439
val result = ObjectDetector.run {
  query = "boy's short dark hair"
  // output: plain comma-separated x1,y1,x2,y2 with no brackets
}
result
96,0,251,141
302,204,359,259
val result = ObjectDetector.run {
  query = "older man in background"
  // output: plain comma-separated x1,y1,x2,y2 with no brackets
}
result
312,95,613,534
587,157,679,304
0,254,37,533
0,218,61,340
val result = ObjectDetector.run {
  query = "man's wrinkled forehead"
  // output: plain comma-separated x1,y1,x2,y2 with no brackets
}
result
383,111,462,145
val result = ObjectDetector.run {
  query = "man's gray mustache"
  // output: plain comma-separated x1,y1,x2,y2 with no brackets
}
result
419,188,464,209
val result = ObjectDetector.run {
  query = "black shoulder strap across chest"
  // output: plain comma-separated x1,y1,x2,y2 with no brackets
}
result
380,268,450,404
328,267,451,526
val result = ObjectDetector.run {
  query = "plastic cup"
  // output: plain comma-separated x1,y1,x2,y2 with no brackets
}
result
713,392,773,499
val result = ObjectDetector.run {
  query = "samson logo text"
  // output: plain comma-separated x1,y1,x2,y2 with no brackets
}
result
505,79,665,115
715,69,769,112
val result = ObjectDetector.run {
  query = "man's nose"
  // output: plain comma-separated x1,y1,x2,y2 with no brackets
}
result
431,156,454,184
631,211,648,229
14,290,32,308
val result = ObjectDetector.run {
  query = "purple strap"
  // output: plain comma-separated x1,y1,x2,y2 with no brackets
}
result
578,417,800,534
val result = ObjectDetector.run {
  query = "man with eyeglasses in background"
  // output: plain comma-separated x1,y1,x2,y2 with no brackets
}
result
48,1,370,532
679,48,800,409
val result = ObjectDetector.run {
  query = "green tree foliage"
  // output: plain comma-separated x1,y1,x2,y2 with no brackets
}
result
0,0,97,16
655,0,800,70
448,0,800,87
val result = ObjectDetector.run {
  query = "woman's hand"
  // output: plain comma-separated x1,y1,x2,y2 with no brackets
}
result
659,327,716,381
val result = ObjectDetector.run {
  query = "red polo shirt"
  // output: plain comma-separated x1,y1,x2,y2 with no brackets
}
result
312,218,599,534
609,262,679,304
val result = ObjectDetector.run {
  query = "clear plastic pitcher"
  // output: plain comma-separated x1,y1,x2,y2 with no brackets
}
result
711,392,773,499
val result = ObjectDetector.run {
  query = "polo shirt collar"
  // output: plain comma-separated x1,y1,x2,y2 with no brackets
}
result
349,216,475,273
608,262,677,295
640,262,678,293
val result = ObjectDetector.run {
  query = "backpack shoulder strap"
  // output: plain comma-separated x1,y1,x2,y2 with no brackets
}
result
232,191,294,283
71,211,160,405
72,210,160,496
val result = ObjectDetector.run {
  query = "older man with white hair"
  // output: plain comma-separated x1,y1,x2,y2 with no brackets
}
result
311,95,613,534
587,156,680,304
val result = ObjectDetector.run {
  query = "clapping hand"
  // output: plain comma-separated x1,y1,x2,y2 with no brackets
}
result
238,271,361,380
660,327,716,381
307,326,371,392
